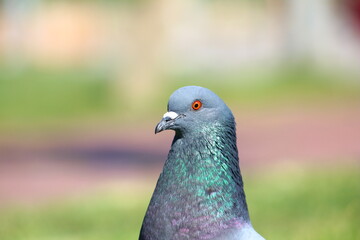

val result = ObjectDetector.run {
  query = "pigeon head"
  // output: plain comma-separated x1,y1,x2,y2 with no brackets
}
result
155,86,234,135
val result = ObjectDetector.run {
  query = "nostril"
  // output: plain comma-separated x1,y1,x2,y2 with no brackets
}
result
164,116,172,122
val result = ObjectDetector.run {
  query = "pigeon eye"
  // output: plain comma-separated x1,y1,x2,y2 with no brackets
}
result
192,100,202,110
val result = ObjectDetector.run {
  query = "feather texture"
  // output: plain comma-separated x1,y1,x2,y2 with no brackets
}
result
139,86,265,240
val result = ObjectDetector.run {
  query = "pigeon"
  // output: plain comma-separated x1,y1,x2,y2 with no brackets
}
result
139,86,265,240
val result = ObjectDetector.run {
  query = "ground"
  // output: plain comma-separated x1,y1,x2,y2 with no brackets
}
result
0,105,359,240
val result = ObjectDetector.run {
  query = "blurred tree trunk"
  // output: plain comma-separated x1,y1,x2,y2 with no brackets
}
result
285,0,334,63
2,0,39,68
117,0,169,113
343,0,360,35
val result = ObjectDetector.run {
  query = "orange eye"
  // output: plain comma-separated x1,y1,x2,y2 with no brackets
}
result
192,100,202,110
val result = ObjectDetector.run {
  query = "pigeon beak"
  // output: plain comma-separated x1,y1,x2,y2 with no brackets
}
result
155,111,179,134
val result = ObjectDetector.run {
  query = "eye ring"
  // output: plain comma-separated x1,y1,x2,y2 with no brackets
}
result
192,100,202,110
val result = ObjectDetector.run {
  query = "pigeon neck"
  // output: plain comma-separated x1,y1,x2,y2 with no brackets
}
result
166,121,250,223
141,121,251,240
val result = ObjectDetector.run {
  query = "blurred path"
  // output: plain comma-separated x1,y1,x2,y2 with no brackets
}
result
0,105,359,206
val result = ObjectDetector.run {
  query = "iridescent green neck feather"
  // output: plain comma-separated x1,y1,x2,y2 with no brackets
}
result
140,120,250,240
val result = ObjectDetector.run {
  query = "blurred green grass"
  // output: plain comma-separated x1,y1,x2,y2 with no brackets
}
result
0,165,359,240
0,66,114,129
162,66,360,106
1,64,359,130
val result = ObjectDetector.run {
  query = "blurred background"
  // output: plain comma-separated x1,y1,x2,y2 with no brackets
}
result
0,0,359,239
